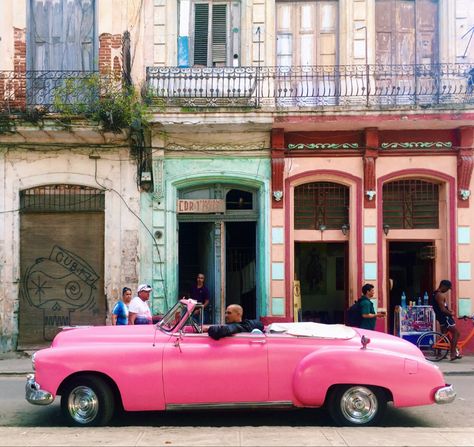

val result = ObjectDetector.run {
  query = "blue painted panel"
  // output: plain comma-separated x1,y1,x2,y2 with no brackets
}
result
458,227,470,244
272,227,284,244
178,36,190,67
364,227,376,244
272,263,284,280
364,262,377,280
272,298,285,316
458,262,472,281
458,298,471,317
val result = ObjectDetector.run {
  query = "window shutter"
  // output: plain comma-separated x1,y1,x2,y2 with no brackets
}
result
212,4,227,66
194,3,209,66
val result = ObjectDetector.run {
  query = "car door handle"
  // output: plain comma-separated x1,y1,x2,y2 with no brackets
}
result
250,339,266,344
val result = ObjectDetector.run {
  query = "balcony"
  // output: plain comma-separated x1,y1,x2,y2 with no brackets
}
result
0,71,101,115
146,64,474,110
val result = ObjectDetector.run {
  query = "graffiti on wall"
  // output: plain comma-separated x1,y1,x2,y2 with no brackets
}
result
21,245,100,340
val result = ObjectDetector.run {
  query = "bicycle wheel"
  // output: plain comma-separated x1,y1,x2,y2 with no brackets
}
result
417,332,450,362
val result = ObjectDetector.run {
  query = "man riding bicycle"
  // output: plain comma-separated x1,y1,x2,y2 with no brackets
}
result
432,280,461,361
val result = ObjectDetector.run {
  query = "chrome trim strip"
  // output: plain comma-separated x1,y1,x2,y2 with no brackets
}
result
434,384,456,404
25,374,54,406
166,401,294,411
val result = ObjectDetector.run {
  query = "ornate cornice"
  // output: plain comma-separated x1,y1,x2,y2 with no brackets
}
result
287,143,359,150
165,142,266,151
381,142,453,149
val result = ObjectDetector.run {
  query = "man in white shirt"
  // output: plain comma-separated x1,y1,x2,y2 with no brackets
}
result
128,284,153,325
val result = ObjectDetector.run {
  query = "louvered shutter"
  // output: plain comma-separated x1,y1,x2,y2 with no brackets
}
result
211,4,227,66
194,3,209,66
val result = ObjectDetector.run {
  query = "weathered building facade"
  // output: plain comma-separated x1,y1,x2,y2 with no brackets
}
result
144,0,474,350
0,0,146,351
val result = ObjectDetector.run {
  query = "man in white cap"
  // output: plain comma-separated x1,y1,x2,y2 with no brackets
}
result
128,284,153,325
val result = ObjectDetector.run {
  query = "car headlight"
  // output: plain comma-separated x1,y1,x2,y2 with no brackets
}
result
31,352,36,371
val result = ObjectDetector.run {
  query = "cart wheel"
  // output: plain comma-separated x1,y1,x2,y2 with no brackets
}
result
416,331,450,362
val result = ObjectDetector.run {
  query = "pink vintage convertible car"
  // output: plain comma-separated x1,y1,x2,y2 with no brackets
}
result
26,298,455,427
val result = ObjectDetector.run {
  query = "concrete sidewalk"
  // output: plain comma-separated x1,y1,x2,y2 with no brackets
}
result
1,349,473,376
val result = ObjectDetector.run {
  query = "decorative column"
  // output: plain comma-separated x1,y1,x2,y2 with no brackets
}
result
457,126,474,208
271,128,285,209
363,128,379,208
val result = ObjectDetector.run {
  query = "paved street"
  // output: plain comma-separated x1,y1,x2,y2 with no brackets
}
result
1,352,474,446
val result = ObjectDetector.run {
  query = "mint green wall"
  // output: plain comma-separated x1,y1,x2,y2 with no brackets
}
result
147,156,271,317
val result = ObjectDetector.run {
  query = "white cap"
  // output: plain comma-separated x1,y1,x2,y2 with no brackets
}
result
137,284,152,293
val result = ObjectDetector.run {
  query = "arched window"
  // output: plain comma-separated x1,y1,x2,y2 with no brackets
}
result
226,189,253,210
383,179,439,229
294,182,349,230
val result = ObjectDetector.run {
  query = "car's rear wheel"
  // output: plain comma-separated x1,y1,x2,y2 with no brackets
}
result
61,375,115,427
327,385,386,426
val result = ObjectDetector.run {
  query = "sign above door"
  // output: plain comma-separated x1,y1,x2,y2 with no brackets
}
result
177,199,226,214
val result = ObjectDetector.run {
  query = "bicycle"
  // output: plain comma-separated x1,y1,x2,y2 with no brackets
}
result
416,315,474,362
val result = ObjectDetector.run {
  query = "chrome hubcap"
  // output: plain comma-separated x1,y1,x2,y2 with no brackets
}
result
340,386,378,424
68,386,99,424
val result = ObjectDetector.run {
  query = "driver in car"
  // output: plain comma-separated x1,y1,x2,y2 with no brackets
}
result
204,304,264,340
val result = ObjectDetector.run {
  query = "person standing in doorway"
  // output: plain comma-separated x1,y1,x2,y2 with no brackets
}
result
111,287,132,325
432,280,461,361
359,283,386,330
129,284,153,325
189,273,211,323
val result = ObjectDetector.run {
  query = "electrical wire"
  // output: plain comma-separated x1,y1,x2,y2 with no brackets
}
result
92,158,167,311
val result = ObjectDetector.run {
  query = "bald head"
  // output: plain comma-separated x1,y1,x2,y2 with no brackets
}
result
225,304,243,323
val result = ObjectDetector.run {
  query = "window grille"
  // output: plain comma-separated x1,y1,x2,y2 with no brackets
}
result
383,179,439,229
20,185,105,213
294,182,349,230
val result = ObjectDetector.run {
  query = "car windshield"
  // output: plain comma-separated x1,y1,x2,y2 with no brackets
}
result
157,302,189,332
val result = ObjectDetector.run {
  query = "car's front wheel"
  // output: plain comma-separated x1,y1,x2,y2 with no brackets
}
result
61,375,115,427
327,385,387,426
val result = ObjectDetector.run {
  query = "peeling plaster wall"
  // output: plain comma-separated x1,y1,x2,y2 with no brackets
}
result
0,143,140,352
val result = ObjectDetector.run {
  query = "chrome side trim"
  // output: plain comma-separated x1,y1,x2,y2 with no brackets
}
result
434,384,456,404
25,374,54,405
166,401,294,411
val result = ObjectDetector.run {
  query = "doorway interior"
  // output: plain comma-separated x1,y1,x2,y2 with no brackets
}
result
178,220,257,322
388,241,435,334
225,221,256,319
294,242,347,324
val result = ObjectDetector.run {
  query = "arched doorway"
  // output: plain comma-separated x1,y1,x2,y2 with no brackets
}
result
177,184,258,323
18,185,105,348
293,181,350,324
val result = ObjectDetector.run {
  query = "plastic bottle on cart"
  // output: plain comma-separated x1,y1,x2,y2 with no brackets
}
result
423,291,429,305
401,291,407,308
417,296,421,306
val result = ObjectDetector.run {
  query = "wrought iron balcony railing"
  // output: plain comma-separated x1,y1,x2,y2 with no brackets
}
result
146,63,474,109
0,70,100,115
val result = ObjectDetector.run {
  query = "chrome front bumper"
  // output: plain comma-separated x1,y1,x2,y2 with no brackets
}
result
434,384,456,404
25,374,54,405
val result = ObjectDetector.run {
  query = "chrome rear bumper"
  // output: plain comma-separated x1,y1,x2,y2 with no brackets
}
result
25,374,54,405
434,384,456,404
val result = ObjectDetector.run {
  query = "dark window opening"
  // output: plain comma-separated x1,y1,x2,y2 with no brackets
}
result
226,189,253,210
383,179,439,229
294,182,349,230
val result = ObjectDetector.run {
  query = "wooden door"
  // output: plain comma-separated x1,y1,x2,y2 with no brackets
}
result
28,0,96,106
375,0,439,104
276,0,338,105
19,212,105,348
